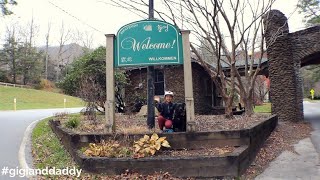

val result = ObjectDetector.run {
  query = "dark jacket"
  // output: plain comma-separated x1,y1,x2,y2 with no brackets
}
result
157,102,176,120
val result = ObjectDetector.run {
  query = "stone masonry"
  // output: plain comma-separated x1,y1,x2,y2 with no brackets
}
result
264,10,320,121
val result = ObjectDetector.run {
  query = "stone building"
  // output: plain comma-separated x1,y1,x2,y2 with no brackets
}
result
124,61,223,114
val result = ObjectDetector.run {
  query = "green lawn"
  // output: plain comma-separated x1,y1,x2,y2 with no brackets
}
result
254,103,271,113
303,98,320,102
32,115,107,179
32,117,76,169
0,86,84,110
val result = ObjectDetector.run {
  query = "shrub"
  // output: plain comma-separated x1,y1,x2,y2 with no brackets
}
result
59,46,128,112
35,78,55,90
65,116,80,129
0,70,9,82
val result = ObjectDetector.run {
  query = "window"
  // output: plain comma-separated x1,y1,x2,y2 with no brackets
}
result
203,78,212,96
154,69,165,95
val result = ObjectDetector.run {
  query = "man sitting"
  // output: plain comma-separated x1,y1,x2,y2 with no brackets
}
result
157,91,175,132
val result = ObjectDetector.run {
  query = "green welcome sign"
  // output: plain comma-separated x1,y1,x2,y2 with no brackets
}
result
115,20,183,67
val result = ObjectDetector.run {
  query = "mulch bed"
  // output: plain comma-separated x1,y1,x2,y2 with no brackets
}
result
158,146,236,157
194,114,269,131
60,113,270,134
50,113,312,179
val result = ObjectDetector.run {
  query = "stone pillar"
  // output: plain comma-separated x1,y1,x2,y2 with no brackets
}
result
105,34,115,133
181,30,196,131
294,54,304,122
263,10,303,121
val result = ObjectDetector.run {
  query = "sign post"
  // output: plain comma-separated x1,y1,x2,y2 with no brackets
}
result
181,30,195,131
64,98,66,109
105,34,115,133
147,0,155,129
14,98,16,111
116,20,184,128
105,3,194,132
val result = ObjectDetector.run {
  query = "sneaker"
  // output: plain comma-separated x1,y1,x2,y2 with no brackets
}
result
163,129,174,133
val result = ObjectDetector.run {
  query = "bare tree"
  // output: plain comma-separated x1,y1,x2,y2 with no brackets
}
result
74,30,94,52
56,21,73,82
254,75,269,104
18,16,42,85
45,22,51,80
106,0,277,117
78,75,101,123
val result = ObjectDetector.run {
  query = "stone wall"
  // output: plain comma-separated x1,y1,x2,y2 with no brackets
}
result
263,10,320,121
125,68,148,104
290,26,320,66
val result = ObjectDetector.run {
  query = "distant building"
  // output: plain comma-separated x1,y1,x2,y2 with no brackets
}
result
124,61,223,114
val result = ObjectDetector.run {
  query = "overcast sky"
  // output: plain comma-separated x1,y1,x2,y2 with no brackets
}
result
0,0,306,48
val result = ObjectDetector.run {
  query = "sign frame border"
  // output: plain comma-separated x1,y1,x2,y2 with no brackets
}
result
115,19,183,67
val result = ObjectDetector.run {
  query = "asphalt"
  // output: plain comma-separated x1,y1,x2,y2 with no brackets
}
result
0,108,82,180
256,101,320,180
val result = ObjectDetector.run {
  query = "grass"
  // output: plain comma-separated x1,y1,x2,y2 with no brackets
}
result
0,86,84,110
254,103,271,113
31,117,77,170
303,98,320,102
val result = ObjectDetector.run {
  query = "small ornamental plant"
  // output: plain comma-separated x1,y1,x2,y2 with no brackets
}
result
133,133,171,158
83,140,132,158
65,116,80,129
82,133,170,158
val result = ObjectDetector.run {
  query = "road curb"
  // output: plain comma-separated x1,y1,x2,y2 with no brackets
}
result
18,108,83,178
18,116,52,178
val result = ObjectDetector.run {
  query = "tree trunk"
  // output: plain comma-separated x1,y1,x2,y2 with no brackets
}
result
243,99,253,116
12,46,16,84
225,97,233,118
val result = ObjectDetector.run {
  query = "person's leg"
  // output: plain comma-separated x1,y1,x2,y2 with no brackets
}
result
158,116,166,130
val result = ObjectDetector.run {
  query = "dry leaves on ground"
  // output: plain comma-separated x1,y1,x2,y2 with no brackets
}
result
158,146,236,157
241,120,312,179
62,113,270,134
195,114,269,131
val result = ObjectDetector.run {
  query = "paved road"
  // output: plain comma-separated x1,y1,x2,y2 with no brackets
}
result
304,101,320,154
0,108,82,180
256,101,320,180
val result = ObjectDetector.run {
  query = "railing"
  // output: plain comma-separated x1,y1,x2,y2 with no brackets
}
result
0,82,30,88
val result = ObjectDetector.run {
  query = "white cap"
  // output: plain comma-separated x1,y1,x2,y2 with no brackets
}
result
164,91,174,97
